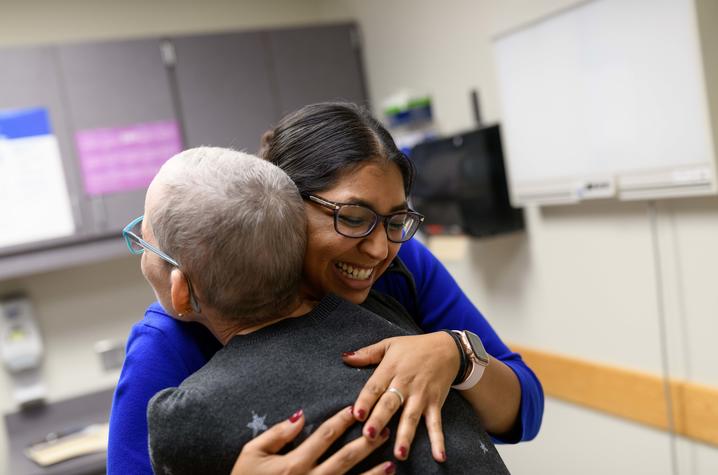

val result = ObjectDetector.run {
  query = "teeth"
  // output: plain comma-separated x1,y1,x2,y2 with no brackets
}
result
336,262,373,280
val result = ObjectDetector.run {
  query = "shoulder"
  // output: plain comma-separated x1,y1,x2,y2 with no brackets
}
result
148,385,208,422
128,302,184,347
111,303,217,430
147,365,222,449
373,238,432,314
393,237,445,291
360,291,421,334
147,386,214,474
397,238,464,300
133,302,191,346
396,237,433,271
108,303,208,475
374,238,461,322
127,302,218,374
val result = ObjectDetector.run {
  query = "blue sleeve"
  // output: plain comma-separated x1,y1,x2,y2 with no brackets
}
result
107,304,212,475
374,238,544,443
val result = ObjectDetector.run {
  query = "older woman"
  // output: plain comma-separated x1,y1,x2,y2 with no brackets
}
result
139,147,508,474
107,103,543,474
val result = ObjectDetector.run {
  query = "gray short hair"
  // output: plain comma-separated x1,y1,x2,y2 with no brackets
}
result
150,147,306,325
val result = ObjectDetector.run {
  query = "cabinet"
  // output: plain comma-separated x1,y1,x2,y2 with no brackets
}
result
170,23,367,150
268,24,368,114
0,23,368,280
57,38,180,233
171,31,278,153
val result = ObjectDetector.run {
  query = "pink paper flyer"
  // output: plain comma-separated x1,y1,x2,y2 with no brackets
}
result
76,120,182,196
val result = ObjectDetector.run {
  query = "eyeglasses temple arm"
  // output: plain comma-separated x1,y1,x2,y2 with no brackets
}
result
308,195,340,211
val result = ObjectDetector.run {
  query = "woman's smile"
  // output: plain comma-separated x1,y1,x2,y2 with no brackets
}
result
334,261,374,281
302,161,406,304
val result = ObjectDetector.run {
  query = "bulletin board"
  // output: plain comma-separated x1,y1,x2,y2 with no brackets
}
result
0,46,84,252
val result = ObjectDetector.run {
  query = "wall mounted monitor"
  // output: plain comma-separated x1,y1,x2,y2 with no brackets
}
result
410,124,524,238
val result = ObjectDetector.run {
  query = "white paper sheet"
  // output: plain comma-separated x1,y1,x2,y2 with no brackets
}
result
0,108,75,249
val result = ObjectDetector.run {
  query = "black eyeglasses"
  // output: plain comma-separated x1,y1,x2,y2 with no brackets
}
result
304,194,424,243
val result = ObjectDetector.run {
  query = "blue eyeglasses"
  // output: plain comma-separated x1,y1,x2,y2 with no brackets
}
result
123,216,179,266
123,216,201,313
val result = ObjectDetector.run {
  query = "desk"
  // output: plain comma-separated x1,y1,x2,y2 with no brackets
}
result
4,388,114,475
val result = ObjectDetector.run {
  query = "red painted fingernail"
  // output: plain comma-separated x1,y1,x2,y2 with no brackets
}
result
341,351,355,357
384,461,396,474
356,408,366,420
380,427,390,438
367,426,376,438
399,446,407,459
289,409,303,423
440,450,447,462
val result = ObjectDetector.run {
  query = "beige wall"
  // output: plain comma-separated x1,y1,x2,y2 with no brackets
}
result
0,256,155,474
318,0,582,133
317,1,718,474
2,1,718,474
0,0,326,47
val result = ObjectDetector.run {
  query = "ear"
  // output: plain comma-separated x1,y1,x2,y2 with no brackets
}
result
170,268,192,317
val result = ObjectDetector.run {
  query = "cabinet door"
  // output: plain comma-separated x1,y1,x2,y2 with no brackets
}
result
0,46,90,254
57,39,180,233
268,23,368,115
171,32,278,153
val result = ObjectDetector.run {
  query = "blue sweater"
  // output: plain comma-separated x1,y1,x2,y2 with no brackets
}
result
107,238,544,474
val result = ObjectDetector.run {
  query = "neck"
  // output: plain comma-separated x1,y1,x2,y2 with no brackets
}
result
208,298,318,345
298,281,323,302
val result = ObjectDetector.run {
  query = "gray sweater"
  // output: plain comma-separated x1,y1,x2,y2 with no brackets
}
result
148,293,510,474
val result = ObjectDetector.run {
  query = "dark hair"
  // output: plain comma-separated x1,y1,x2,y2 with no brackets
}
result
260,102,414,195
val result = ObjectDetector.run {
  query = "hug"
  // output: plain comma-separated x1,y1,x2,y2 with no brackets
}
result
108,102,543,474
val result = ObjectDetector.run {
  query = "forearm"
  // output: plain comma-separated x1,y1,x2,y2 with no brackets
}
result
381,239,544,440
458,356,521,437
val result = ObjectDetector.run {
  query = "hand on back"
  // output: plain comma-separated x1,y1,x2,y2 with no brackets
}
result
232,405,396,475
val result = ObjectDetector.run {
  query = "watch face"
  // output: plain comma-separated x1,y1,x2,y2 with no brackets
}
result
466,331,490,365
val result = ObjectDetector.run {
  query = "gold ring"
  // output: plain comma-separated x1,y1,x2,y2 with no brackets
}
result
385,386,405,406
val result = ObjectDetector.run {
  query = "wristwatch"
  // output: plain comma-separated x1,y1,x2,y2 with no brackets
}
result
451,330,490,390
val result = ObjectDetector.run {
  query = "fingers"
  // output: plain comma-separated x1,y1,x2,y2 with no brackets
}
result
345,333,456,465
242,409,306,455
311,427,392,475
356,383,422,463
423,404,447,463
287,406,357,469
341,340,390,368
351,365,395,421
391,396,422,461
360,390,447,463
360,385,404,440
359,461,396,475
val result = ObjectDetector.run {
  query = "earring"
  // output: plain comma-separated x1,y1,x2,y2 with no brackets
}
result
178,312,184,318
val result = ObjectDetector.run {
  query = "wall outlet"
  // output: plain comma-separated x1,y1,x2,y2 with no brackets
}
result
94,339,125,372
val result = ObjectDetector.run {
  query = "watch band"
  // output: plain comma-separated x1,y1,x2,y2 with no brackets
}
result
451,330,489,391
442,330,468,386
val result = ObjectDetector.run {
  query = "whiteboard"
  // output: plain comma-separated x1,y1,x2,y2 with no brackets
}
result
493,0,716,205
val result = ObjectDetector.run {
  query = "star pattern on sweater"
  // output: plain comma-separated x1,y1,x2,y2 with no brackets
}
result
247,411,268,437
